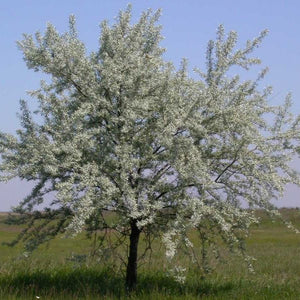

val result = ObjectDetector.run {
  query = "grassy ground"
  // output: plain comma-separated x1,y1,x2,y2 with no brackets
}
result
0,209,299,299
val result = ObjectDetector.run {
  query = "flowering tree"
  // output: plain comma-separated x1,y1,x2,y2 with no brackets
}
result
1,6,300,291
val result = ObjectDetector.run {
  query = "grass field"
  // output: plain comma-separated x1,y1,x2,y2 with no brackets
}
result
0,209,300,299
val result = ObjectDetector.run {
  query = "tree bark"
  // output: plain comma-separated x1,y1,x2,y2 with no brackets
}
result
125,219,141,292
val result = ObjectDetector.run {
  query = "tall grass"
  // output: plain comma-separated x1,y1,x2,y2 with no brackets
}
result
0,209,300,299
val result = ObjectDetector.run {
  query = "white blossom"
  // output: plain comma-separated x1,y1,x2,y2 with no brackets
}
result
1,6,300,279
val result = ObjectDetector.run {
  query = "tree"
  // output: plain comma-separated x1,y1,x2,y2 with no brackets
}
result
1,6,300,291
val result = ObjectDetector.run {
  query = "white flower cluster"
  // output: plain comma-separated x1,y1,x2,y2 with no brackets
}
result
1,6,300,277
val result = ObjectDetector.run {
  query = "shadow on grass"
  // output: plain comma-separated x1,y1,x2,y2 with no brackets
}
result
0,267,236,298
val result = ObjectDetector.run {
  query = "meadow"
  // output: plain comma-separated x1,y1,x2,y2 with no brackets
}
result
0,209,300,299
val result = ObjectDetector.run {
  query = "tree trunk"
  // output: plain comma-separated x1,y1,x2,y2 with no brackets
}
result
125,219,141,292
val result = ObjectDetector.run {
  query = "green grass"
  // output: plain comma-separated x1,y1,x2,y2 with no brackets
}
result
0,209,300,299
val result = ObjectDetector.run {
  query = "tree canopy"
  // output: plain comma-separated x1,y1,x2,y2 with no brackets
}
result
1,6,299,290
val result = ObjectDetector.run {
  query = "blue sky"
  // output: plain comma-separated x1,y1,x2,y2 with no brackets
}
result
1,0,300,210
